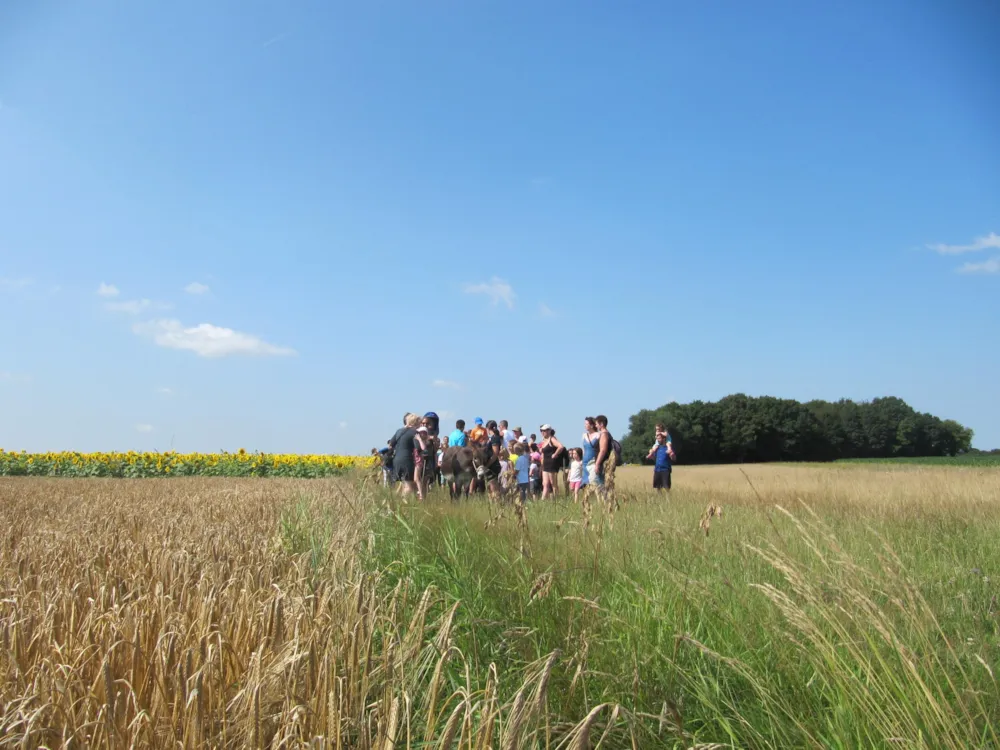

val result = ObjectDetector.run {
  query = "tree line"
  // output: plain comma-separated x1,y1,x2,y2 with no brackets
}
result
620,395,974,465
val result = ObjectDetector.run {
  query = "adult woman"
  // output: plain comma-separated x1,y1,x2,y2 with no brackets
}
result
580,417,600,488
390,413,420,496
539,424,565,499
480,420,504,497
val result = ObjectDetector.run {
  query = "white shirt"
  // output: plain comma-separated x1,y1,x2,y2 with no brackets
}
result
568,459,583,483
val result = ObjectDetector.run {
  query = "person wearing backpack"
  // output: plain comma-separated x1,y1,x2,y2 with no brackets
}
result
591,415,618,489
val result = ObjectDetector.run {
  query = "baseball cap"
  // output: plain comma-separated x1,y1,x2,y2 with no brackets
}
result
474,417,484,425
519,435,530,444
417,426,428,434
540,424,552,432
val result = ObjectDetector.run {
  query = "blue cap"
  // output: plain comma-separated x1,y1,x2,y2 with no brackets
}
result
424,412,438,419
474,417,484,425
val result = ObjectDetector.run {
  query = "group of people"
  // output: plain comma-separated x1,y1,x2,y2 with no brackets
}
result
375,413,675,501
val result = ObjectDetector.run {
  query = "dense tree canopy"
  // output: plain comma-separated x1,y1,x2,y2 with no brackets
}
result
621,395,974,465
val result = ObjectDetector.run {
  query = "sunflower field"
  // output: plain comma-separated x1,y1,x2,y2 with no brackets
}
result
0,449,376,478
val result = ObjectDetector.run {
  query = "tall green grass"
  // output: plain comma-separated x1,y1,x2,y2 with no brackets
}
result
367,475,1000,748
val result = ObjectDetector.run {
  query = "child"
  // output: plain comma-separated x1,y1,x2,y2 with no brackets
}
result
513,443,531,502
378,442,394,487
529,452,542,497
567,448,584,503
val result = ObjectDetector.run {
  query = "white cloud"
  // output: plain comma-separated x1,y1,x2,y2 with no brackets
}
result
462,276,516,309
538,302,556,318
928,232,1000,255
106,298,157,314
432,379,462,390
155,386,174,396
956,257,1000,275
97,282,119,297
135,424,154,433
339,421,349,430
184,282,210,295
132,318,296,358
0,371,31,383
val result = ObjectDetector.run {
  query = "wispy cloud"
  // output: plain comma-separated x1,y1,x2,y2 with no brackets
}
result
462,277,516,309
927,232,1000,255
432,379,462,390
135,423,154,433
97,282,119,297
156,386,174,396
261,31,292,49
956,257,1000,275
538,302,556,318
105,298,172,315
184,282,210,295
0,277,32,291
339,421,349,430
132,319,296,358
0,371,31,384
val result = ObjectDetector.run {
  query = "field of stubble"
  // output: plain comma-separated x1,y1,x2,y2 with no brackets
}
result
1,464,998,748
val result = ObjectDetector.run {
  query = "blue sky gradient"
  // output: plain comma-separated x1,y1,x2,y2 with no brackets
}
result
2,1,998,453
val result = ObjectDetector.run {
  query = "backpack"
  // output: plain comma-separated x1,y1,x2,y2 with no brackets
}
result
610,437,623,466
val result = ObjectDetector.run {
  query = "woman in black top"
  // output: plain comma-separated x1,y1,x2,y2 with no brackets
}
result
390,413,420,496
481,420,503,496
538,424,565,499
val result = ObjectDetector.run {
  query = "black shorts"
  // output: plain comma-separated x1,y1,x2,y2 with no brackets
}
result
394,462,415,482
653,469,672,490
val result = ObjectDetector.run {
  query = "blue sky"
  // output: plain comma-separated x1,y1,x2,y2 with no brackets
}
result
1,0,998,454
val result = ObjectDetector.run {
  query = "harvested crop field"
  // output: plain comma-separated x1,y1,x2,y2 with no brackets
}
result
1,465,998,748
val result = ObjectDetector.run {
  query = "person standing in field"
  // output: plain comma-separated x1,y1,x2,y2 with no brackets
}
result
580,417,600,489
500,420,516,449
480,420,503,497
646,427,675,492
539,424,565,499
389,413,420,497
591,415,614,490
512,442,531,502
448,419,468,448
567,448,584,503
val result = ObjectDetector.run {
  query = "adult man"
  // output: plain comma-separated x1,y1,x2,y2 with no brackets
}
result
646,429,675,491
448,420,468,448
500,420,516,449
592,415,614,490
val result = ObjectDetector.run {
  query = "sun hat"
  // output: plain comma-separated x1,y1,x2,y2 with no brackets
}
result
513,426,522,432
540,424,552,432
474,417,484,425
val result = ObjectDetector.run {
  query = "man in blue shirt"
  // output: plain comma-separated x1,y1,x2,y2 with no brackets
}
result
448,419,468,448
646,430,675,491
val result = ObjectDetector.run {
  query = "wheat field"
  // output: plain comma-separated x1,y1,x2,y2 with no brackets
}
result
1,464,998,748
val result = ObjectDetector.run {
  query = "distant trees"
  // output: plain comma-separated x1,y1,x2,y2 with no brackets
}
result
621,395,974,465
